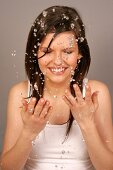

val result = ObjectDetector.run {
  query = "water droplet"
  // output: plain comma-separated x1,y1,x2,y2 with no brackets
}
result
34,45,37,48
62,14,69,20
11,50,16,56
34,28,37,32
82,138,85,142
33,33,37,37
52,8,55,12
74,16,79,21
43,10,47,17
37,42,41,46
80,37,84,42
70,23,75,29
34,53,37,56
53,95,57,98
41,22,44,28
60,166,64,169
32,140,35,146
35,72,38,75
61,150,65,154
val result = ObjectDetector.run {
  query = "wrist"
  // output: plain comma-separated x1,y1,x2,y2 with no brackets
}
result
20,128,37,143
79,121,96,134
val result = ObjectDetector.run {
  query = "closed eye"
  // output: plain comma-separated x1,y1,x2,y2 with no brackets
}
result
64,50,73,54
41,47,52,54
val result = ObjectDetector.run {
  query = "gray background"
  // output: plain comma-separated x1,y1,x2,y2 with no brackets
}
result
0,0,113,152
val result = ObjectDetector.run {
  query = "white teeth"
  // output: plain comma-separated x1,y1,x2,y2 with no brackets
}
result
50,68,65,73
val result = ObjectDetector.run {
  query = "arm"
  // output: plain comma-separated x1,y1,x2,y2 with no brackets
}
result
63,80,113,170
0,82,52,170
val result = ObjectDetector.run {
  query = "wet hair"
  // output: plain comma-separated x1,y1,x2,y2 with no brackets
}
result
25,5,91,136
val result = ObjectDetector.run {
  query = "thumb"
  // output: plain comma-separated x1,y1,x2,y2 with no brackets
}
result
92,91,99,110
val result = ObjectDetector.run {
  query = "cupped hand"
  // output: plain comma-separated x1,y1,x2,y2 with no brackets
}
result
63,83,99,128
21,97,52,138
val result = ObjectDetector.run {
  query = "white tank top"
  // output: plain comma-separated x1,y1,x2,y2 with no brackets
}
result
24,82,95,170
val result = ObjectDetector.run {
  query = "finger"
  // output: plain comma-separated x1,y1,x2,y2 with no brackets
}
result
85,85,92,104
21,98,28,111
39,100,51,118
62,95,73,107
73,84,84,104
34,98,46,116
27,97,36,114
45,106,53,120
64,89,76,106
92,91,99,110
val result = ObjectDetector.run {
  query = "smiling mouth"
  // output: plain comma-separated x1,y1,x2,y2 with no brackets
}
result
48,67,68,74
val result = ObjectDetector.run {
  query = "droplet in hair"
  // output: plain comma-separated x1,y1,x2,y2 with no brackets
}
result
62,14,69,20
34,82,38,91
34,28,37,32
37,42,41,46
25,52,28,55
34,45,37,49
41,22,44,28
35,71,38,75
33,33,37,37
52,8,55,12
80,37,84,42
76,38,78,42
42,10,47,17
34,53,37,56
74,16,79,21
70,23,75,29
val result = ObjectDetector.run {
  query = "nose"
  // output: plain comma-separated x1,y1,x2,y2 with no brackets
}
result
53,54,62,66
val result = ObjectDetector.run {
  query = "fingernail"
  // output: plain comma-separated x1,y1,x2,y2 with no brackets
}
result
65,90,68,93
86,85,89,89
46,101,49,105
50,106,53,110
73,84,76,88
40,98,44,103
32,97,36,102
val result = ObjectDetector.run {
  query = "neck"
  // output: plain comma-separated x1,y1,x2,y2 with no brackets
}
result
44,79,70,99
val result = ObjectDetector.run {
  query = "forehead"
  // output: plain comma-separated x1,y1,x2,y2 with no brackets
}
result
41,31,77,47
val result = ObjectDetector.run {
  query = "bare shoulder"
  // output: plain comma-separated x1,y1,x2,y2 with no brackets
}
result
89,79,111,97
9,80,28,98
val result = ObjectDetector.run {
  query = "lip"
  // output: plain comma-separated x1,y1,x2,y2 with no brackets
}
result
48,67,68,75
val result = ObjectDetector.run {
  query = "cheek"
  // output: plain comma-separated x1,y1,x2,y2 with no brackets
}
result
63,54,78,67
38,57,50,74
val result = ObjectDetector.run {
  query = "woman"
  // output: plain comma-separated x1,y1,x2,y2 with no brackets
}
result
1,5,113,170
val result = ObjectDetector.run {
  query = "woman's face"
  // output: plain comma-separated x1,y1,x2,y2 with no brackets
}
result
37,31,81,85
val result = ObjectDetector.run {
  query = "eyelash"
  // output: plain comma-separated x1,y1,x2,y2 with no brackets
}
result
64,51,73,54
42,50,73,54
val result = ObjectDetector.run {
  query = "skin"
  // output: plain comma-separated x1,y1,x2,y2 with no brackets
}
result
0,31,113,170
